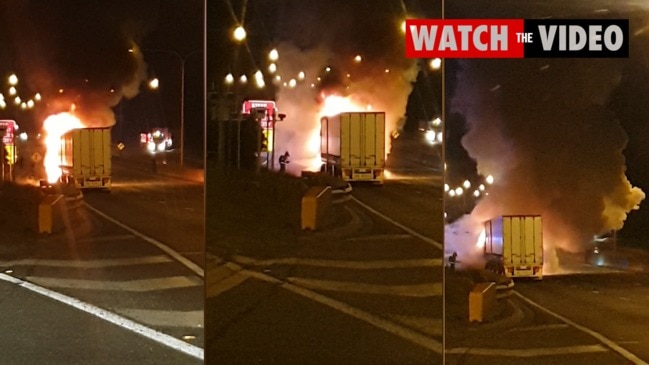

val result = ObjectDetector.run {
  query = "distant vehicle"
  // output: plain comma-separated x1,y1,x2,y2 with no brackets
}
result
60,127,112,190
320,112,385,184
483,215,544,279
140,127,173,153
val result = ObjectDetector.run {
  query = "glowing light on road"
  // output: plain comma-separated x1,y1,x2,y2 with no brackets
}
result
42,112,83,183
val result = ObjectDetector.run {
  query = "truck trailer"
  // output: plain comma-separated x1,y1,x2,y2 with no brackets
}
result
60,127,112,190
320,112,385,184
484,215,543,279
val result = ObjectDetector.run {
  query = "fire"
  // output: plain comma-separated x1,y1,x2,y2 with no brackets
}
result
42,112,83,183
476,228,486,248
318,94,365,117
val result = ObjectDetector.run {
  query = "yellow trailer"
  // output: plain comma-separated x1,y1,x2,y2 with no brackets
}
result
60,127,112,190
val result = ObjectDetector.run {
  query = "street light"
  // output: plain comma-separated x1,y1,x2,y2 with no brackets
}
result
269,48,279,62
148,78,159,90
486,175,494,184
430,58,442,70
233,26,247,42
8,74,18,86
463,180,471,189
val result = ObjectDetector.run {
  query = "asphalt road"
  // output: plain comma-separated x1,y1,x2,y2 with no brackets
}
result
206,134,444,364
0,149,204,363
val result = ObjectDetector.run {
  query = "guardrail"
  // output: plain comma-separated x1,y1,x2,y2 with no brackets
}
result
301,186,332,230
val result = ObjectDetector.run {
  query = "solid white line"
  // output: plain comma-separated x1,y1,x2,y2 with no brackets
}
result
240,268,443,354
76,234,136,243
350,196,442,250
27,276,201,292
117,309,203,328
0,273,203,360
288,277,442,297
446,344,608,357
508,324,570,332
513,291,649,365
0,255,173,269
82,202,204,278
232,255,444,269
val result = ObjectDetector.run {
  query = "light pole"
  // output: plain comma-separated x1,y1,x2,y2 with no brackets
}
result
143,48,202,167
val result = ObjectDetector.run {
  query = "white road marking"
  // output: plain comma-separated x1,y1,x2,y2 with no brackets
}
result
239,267,443,354
232,255,443,269
346,234,413,241
508,324,570,332
513,291,649,365
82,202,204,278
76,234,136,243
0,273,203,360
388,314,443,337
0,255,173,269
350,196,442,250
117,309,203,328
446,344,608,357
206,271,249,299
27,276,201,292
287,277,442,297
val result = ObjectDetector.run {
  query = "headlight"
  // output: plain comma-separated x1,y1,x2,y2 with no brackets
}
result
147,141,156,152
425,130,436,143
157,143,165,152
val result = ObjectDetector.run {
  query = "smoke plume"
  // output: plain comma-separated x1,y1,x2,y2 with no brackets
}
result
451,58,645,256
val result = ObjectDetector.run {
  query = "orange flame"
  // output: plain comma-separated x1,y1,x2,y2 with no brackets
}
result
42,112,83,183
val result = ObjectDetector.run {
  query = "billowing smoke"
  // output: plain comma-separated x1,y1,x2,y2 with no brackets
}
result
450,58,645,260
273,42,418,173
0,1,153,130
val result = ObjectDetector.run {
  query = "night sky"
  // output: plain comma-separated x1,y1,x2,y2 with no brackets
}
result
0,0,203,156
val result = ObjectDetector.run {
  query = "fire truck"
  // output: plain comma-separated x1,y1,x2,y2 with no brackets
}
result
140,127,173,153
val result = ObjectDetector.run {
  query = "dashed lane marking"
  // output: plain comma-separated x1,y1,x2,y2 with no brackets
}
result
232,255,443,269
287,277,442,297
0,273,203,360
26,276,201,292
350,196,442,250
0,255,173,269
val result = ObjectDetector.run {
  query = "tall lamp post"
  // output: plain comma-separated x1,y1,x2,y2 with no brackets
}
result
143,48,202,167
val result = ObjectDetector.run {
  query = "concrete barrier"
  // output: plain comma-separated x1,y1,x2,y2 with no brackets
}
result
469,282,497,323
38,194,65,234
301,186,332,230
